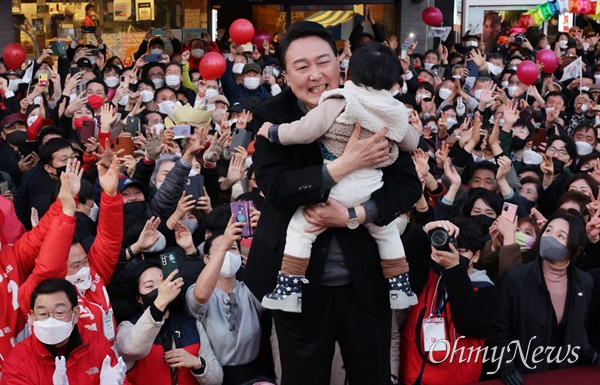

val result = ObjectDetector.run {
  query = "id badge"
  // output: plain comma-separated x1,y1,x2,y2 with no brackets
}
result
102,310,115,341
423,317,446,352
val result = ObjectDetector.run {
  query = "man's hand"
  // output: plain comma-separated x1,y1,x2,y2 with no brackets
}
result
52,356,69,385
496,156,512,181
423,220,460,237
174,221,195,253
443,158,462,186
303,197,350,233
58,173,76,217
431,242,460,269
98,155,119,196
64,158,84,198
18,153,37,173
99,355,126,385
164,348,203,370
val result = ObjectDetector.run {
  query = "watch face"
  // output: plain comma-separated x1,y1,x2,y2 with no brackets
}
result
347,218,360,230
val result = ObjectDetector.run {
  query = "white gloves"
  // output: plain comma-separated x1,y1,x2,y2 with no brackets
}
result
53,356,69,385
99,355,126,385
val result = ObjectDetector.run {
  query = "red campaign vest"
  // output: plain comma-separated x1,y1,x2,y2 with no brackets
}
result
400,270,485,385
126,343,200,385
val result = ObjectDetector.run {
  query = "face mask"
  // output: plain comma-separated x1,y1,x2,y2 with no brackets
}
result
152,78,165,88
104,76,119,88
273,68,280,78
522,149,544,165
580,87,590,93
33,314,75,345
189,169,199,177
465,41,478,48
438,88,452,100
33,96,42,106
340,59,349,70
165,75,181,88
118,94,129,106
424,62,435,70
123,201,148,216
584,43,591,51
87,94,104,110
539,236,570,262
155,181,163,190
8,79,20,92
401,82,408,94
458,254,475,271
66,266,93,292
157,100,177,120
501,81,509,89
150,48,163,55
595,75,600,85
220,251,242,278
559,40,568,49
181,219,199,234
552,158,567,174
391,89,399,97
515,231,536,251
5,131,27,147
152,123,165,135
473,89,483,100
89,202,99,222
227,118,237,127
244,77,261,90
446,117,458,128
191,49,205,59
27,115,39,127
511,136,527,151
576,141,594,156
486,62,503,76
232,63,245,74
205,88,219,99
470,214,495,229
507,86,518,98
140,288,158,309
139,90,155,103
143,231,166,253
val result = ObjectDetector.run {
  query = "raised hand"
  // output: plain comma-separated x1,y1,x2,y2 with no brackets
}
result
197,187,212,215
435,142,450,169
58,172,76,217
412,148,430,179
443,157,461,186
94,139,124,170
99,356,126,385
64,158,84,198
98,155,119,196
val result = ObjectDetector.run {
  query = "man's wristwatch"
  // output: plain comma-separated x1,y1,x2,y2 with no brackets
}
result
346,207,360,230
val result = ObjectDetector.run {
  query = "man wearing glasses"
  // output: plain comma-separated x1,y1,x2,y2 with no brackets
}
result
1,278,126,384
538,134,577,217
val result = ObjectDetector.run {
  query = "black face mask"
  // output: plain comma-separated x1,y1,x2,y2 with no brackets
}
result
470,214,495,229
459,254,473,271
53,165,67,178
552,158,567,174
5,131,27,147
124,201,148,216
140,288,158,309
475,135,486,151
511,136,527,151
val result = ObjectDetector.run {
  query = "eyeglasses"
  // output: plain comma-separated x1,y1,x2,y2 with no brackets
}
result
547,146,569,157
424,125,438,131
34,307,73,321
512,128,529,136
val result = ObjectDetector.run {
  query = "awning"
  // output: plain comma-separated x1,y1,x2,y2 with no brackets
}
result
305,10,354,28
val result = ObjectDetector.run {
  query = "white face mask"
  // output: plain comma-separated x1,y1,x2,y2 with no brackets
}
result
391,89,399,97
118,94,129,106
473,89,483,100
152,78,165,88
584,43,590,51
486,62,503,76
140,90,155,103
8,79,20,92
33,314,75,345
89,203,99,222
581,103,589,112
155,181,163,190
340,59,349,70
189,169,199,177
150,48,163,55
205,88,219,99
227,118,237,127
579,86,590,92
559,40,568,49
446,117,458,127
501,80,509,89
465,40,478,48
191,49,205,59
165,75,181,88
244,77,261,90
232,63,245,75
33,96,42,105
522,149,544,165
220,251,242,278
157,100,177,119
27,115,39,127
143,231,167,253
104,76,119,88
438,88,452,100
507,85,518,97
595,75,600,84
424,62,435,70
576,141,594,156
151,123,165,135
66,266,93,292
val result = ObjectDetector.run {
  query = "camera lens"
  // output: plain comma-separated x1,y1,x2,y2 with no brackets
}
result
429,228,449,247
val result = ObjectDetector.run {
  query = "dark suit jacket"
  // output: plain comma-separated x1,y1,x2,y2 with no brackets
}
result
245,88,422,315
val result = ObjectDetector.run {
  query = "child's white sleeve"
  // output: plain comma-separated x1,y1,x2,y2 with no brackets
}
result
277,98,346,145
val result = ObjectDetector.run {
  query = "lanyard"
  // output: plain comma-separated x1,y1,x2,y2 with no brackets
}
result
428,275,445,318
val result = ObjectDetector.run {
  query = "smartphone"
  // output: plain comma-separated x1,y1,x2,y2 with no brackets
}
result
184,175,204,205
519,106,534,122
406,33,415,46
437,66,446,79
145,54,162,63
50,41,66,57
229,128,252,151
151,28,166,36
125,117,140,136
80,120,95,143
111,136,135,157
501,202,518,223
531,128,547,152
38,73,48,87
70,66,81,77
230,201,254,238
265,66,274,77
400,44,408,60
90,48,100,57
77,81,86,96
160,252,180,280
241,44,255,52
0,182,9,195
81,26,96,34
172,125,193,139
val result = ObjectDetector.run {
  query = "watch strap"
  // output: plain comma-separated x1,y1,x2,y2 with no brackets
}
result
348,207,357,220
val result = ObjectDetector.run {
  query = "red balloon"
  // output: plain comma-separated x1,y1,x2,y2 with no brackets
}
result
536,49,558,74
516,60,539,86
229,19,255,45
199,52,226,81
422,7,443,27
251,29,272,53
2,43,27,71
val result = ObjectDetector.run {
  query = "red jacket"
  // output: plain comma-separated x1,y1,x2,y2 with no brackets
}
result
0,325,122,385
0,200,67,372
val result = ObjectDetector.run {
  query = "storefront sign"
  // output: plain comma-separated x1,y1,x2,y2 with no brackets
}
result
137,1,154,21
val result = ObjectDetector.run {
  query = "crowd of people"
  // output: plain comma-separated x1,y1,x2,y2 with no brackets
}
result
1,5,600,385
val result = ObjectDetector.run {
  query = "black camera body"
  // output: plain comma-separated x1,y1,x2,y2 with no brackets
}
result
428,228,456,252
514,33,526,46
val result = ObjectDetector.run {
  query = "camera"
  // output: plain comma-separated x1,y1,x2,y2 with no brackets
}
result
428,228,455,252
514,33,526,46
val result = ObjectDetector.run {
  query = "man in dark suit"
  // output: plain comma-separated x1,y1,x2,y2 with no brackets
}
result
245,21,422,385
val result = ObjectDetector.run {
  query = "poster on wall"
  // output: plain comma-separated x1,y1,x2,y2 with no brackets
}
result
12,0,21,12
137,1,154,21
114,1,130,21
184,9,200,28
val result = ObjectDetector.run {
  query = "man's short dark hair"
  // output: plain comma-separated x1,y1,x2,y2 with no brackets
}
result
548,133,577,161
148,37,164,49
545,91,566,105
40,138,73,166
347,43,399,91
278,21,337,70
85,3,95,12
165,62,182,74
469,160,498,182
452,217,486,253
38,126,65,143
86,77,108,95
424,49,440,61
30,278,78,310
558,190,591,213
154,86,176,102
